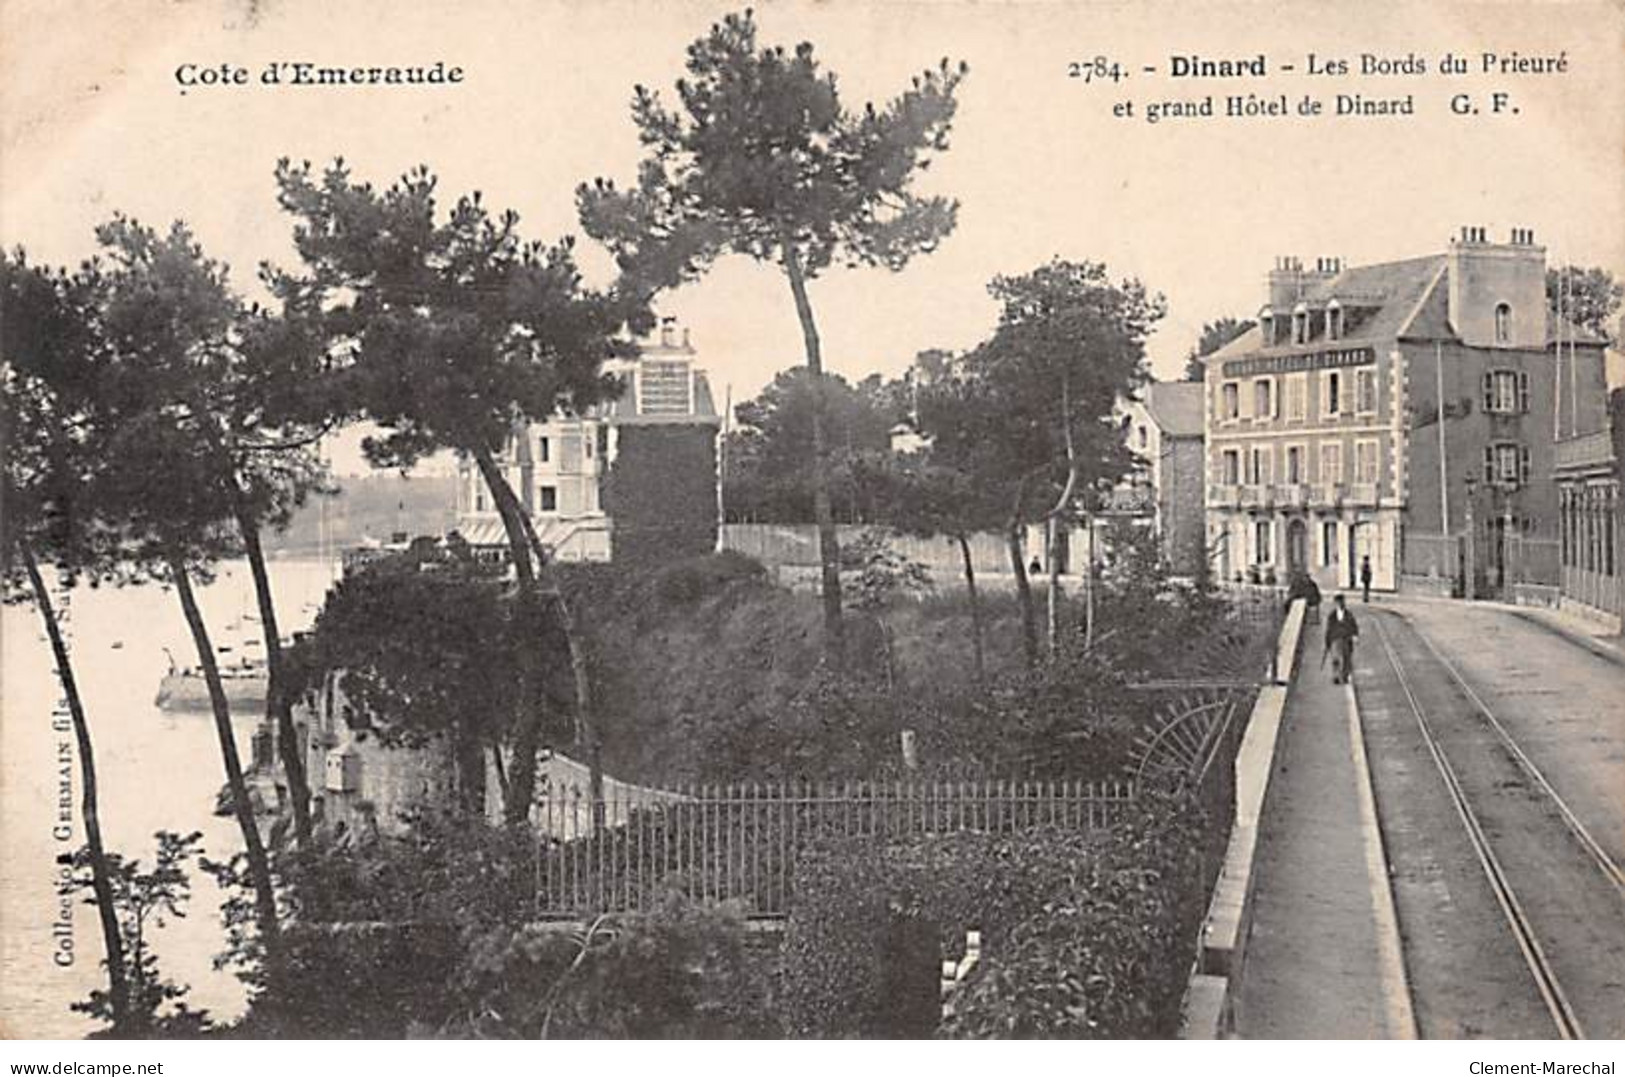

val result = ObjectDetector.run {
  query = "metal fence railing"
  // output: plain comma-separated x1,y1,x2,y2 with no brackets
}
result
533,779,1138,920
532,591,1290,921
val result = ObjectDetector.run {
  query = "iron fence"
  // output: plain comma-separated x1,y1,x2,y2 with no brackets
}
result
533,590,1287,920
533,779,1137,919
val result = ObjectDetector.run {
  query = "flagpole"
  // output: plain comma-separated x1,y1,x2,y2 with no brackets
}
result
1568,266,1579,434
1436,339,1450,574
1554,255,1564,442
716,383,731,551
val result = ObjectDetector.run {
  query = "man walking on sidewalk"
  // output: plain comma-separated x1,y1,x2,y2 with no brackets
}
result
1324,594,1360,684
1360,555,1373,603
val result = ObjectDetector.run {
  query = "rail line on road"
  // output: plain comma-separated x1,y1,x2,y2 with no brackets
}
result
1406,625,1625,901
1371,614,1586,1039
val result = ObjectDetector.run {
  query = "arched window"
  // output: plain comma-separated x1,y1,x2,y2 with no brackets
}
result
1292,303,1309,345
1326,299,1343,341
1494,303,1512,344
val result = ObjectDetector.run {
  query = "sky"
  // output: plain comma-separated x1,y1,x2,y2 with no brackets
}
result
4,0,1623,474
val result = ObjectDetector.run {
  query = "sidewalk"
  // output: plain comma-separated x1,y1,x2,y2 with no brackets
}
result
1382,591,1625,669
1504,604,1625,669
1232,620,1413,1039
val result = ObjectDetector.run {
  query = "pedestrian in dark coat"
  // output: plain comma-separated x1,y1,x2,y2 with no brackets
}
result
1286,571,1322,624
1324,594,1359,684
1360,556,1373,603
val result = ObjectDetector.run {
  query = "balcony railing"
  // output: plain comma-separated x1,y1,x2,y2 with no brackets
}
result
1348,482,1379,506
1308,482,1341,508
1208,484,1242,507
1239,485,1272,509
1274,483,1308,509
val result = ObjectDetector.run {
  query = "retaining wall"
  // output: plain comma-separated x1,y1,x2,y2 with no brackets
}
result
1179,597,1306,1038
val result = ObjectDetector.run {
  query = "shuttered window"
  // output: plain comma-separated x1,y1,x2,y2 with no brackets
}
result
1483,370,1528,414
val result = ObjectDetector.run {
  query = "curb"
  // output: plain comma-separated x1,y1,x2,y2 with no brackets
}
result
1343,678,1419,1040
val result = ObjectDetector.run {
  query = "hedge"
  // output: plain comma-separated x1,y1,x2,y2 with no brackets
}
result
777,797,1211,1038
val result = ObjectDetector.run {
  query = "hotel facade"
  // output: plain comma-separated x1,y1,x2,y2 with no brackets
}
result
1202,229,1608,597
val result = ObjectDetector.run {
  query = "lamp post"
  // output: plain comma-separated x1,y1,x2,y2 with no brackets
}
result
1464,474,1478,601
1501,493,1517,595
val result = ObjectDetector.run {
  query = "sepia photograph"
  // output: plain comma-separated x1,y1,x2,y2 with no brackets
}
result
2,0,1623,1055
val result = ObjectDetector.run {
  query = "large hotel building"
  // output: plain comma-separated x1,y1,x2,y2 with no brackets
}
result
1202,228,1608,597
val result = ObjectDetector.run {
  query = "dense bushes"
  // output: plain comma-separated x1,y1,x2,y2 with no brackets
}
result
228,547,1259,1038
552,542,1268,788
447,896,777,1038
941,802,1213,1037
564,554,905,783
226,818,775,1038
779,798,1211,1038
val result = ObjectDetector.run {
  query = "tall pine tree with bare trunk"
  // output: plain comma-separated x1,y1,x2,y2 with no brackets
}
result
578,8,968,667
270,160,641,826
79,217,322,958
1,252,131,1032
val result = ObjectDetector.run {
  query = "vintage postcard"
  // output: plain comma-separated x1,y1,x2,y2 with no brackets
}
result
2,0,1623,1048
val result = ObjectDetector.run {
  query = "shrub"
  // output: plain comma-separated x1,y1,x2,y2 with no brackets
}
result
646,550,768,608
241,922,460,1038
72,831,212,1038
779,799,1211,1039
941,801,1212,1038
445,894,777,1039
603,425,720,568
214,813,538,1036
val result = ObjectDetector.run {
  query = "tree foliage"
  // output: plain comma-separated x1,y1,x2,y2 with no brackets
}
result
71,832,211,1038
1182,315,1254,381
272,158,640,824
577,9,967,292
285,545,542,756
271,160,636,469
1,250,139,1030
723,367,901,523
917,260,1165,662
1548,265,1623,339
579,7,969,665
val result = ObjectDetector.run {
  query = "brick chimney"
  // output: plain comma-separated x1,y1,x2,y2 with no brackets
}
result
1267,256,1306,312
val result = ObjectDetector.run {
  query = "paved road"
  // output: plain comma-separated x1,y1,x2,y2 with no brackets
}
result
1386,599,1625,872
1236,598,1625,1039
1358,599,1625,1039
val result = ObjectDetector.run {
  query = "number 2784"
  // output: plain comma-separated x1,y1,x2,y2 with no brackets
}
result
1068,57,1124,83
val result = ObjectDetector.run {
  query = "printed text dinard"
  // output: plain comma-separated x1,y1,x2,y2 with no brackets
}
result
1160,51,1568,77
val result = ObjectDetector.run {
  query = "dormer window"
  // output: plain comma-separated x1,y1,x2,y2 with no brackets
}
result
1326,299,1343,341
1494,303,1512,344
1292,303,1309,345
1259,307,1275,346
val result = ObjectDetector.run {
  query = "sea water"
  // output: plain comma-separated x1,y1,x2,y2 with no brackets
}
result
0,558,338,1038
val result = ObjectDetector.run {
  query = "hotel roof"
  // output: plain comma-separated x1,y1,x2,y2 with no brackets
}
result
1204,251,1608,365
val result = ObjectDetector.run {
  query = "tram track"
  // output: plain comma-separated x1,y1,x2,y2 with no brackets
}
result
1405,624,1625,901
1366,611,1625,1039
